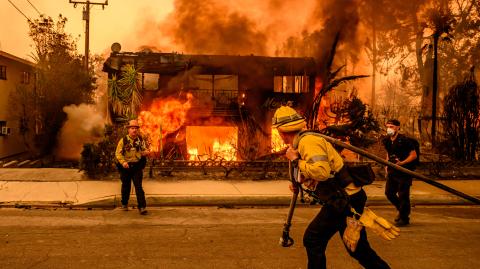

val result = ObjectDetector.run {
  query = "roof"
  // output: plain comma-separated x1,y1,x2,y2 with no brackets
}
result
103,52,317,76
0,50,36,67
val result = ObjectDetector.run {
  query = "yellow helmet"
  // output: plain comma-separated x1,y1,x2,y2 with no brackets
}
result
272,106,306,132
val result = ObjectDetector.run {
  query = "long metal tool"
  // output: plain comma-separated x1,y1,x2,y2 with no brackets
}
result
279,161,299,247
317,133,480,205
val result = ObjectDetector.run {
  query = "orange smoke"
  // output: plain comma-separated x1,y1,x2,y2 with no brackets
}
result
161,0,267,55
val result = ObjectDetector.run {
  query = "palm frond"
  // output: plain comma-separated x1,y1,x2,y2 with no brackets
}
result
108,64,143,118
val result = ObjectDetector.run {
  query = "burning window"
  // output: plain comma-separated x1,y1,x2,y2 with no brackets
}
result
186,126,237,161
274,76,309,93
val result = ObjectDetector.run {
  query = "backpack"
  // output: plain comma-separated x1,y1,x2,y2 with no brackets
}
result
295,130,375,187
406,136,420,168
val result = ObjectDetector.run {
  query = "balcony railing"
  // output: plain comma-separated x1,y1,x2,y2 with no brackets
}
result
189,89,238,105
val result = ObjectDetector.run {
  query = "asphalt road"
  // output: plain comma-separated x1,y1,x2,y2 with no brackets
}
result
0,206,479,269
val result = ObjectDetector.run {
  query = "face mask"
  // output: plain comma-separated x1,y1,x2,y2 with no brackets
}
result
386,128,396,136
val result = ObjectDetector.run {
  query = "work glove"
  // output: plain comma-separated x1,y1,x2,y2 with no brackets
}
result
343,217,363,252
359,207,400,240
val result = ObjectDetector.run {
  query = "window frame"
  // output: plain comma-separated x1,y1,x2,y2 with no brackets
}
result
273,75,309,93
0,65,6,80
0,121,6,136
21,71,30,84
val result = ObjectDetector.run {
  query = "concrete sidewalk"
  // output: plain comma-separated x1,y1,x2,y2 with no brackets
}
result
0,168,479,208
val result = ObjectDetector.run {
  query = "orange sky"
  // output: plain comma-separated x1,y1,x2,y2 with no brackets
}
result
0,0,174,59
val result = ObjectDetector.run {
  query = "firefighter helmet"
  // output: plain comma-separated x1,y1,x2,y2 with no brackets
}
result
126,120,140,128
272,106,306,132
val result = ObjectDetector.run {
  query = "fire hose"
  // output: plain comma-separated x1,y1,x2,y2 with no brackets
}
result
317,133,480,205
279,161,299,247
279,160,333,247
280,133,480,248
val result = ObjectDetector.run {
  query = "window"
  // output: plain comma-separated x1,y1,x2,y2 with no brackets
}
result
142,73,158,90
189,75,239,104
0,121,6,136
21,71,30,84
274,75,309,93
0,66,6,80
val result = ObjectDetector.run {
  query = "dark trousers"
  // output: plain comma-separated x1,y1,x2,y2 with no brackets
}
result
385,175,411,221
303,190,390,269
119,162,146,209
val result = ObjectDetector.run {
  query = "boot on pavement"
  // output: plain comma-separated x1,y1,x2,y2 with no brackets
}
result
139,208,148,215
395,218,410,227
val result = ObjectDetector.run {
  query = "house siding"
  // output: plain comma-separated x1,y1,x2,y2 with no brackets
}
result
0,51,36,159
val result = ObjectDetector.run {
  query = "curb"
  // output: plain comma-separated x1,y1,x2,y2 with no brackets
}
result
2,194,479,209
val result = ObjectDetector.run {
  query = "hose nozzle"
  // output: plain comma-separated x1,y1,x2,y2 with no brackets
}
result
279,230,294,247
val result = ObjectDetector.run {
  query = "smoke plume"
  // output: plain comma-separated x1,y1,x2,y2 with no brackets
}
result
160,0,268,55
128,0,432,105
55,104,105,160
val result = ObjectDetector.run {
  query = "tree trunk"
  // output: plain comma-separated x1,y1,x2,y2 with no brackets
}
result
371,21,377,109
432,34,439,147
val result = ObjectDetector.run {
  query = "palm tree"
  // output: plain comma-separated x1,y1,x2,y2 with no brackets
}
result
108,64,143,122
306,33,369,129
425,6,455,147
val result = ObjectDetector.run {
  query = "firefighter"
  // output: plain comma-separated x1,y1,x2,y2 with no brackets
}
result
115,120,149,215
273,105,391,269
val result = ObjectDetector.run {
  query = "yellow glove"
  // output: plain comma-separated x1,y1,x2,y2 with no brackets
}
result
359,207,400,240
343,217,363,252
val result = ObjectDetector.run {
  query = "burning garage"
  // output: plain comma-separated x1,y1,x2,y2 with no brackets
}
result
103,44,317,162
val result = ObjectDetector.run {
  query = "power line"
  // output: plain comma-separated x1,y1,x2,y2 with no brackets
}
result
7,0,31,22
26,0,42,16
68,0,108,71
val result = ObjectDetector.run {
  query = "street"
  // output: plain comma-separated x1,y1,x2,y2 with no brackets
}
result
0,206,479,269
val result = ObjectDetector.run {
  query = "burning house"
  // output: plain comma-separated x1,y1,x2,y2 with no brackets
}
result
103,44,317,161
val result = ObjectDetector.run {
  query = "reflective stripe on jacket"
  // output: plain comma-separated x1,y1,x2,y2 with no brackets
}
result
293,132,361,195
293,133,343,181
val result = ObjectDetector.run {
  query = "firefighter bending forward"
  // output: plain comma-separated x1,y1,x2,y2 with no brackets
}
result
273,106,391,269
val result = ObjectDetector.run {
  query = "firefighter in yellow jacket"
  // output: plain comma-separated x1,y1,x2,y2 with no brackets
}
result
273,105,391,269
115,120,149,215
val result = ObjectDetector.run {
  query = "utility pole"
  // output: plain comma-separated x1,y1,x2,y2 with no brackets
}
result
69,0,108,71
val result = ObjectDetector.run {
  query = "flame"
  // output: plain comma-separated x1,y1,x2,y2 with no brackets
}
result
186,126,237,161
187,148,198,160
138,93,193,152
271,128,287,152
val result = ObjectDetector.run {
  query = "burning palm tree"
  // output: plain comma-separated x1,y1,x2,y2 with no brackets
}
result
306,33,369,130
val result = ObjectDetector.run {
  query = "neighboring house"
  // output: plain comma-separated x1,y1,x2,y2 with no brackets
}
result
0,50,36,159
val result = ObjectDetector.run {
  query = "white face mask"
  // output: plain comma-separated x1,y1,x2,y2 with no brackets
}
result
386,128,396,136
